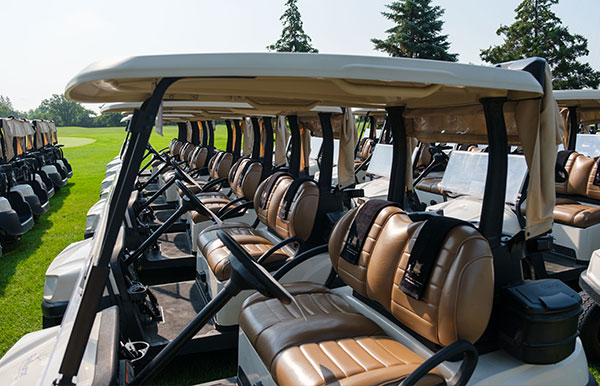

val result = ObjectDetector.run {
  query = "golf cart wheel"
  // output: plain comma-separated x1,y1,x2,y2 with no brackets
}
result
579,291,600,363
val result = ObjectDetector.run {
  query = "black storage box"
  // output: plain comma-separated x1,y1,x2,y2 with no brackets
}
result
497,279,582,364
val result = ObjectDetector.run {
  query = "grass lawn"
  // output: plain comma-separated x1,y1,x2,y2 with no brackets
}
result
1,125,599,384
0,125,233,385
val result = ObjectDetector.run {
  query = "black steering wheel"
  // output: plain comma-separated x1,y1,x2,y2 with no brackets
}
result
175,180,216,220
217,230,292,305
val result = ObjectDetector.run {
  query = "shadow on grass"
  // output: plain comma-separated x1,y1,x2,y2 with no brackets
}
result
0,183,73,296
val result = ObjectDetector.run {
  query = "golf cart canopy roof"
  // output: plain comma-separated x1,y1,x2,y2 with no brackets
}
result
65,53,561,238
66,52,542,106
555,89,600,125
0,118,35,159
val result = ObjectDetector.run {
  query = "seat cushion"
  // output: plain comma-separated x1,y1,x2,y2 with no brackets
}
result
198,224,292,281
554,198,600,228
415,175,443,195
240,283,384,371
272,336,442,386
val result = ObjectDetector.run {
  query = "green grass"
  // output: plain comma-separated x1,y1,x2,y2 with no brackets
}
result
0,125,233,385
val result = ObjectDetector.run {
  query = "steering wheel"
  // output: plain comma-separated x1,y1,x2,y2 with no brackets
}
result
175,180,215,219
217,230,292,304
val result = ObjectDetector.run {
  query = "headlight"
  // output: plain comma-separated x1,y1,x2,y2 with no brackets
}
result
43,276,58,300
85,214,98,232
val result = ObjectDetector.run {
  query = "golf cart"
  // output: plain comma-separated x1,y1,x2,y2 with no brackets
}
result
0,118,50,218
0,53,592,386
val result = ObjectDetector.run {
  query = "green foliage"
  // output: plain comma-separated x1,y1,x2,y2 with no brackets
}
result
36,94,96,126
372,0,457,61
0,95,26,118
93,112,126,127
267,0,318,53
480,0,600,89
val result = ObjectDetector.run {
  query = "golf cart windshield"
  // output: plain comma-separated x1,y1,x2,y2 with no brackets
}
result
366,143,393,178
440,150,528,205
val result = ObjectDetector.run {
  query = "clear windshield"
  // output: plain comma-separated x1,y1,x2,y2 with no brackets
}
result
309,137,340,165
366,144,393,178
576,134,600,157
440,150,528,205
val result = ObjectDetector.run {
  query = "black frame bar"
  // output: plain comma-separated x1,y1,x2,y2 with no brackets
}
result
567,106,578,151
386,106,406,206
287,115,301,177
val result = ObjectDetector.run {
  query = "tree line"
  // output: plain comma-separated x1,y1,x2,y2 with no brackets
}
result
270,0,599,89
0,94,125,127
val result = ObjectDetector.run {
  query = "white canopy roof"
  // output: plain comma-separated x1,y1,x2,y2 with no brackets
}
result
100,100,254,114
66,53,543,110
554,90,600,108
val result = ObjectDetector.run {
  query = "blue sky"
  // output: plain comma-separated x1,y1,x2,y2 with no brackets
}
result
1,0,598,112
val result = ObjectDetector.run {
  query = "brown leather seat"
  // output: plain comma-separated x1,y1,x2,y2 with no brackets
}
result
198,173,319,281
553,152,600,228
188,157,264,224
178,151,234,196
151,139,184,168
354,138,374,167
238,202,494,386
415,172,443,195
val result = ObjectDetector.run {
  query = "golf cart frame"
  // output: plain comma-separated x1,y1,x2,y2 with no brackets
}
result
3,53,593,386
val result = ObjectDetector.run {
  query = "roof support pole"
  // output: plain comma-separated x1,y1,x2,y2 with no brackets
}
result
261,117,274,178
250,117,261,160
567,106,578,151
287,115,301,178
225,120,233,153
386,106,406,207
232,120,242,160
479,97,508,247
200,121,208,147
206,120,215,159
57,77,179,384
317,112,334,194
369,115,377,140
190,121,200,145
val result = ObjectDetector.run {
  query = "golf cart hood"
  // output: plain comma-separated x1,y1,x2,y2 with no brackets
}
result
44,238,94,304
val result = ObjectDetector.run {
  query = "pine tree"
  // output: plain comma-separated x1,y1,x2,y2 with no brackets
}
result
480,0,600,89
267,0,318,53
371,0,457,62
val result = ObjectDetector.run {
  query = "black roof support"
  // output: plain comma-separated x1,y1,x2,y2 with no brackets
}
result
232,119,242,160
567,106,578,151
386,106,406,206
287,115,301,178
225,120,233,153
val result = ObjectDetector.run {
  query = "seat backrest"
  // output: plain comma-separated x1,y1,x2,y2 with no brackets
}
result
208,151,234,179
179,143,195,163
191,146,208,169
328,203,494,347
556,151,600,199
356,138,373,160
170,140,184,158
228,157,263,199
253,173,320,241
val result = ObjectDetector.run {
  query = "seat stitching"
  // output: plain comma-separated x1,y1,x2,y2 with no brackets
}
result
300,345,335,386
337,340,374,372
324,293,347,313
368,337,407,365
320,342,359,377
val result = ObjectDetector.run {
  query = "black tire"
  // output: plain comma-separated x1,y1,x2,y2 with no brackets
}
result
579,291,600,363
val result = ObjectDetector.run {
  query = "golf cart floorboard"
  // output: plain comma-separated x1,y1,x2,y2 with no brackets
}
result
141,231,194,271
143,280,237,354
544,253,586,283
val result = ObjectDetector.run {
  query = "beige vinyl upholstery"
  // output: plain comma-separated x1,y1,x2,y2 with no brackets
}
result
554,151,600,228
198,173,319,281
239,202,494,386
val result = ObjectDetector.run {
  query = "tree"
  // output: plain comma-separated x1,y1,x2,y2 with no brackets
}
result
480,0,600,89
371,0,457,61
37,94,96,126
93,112,126,127
0,95,25,118
267,0,318,53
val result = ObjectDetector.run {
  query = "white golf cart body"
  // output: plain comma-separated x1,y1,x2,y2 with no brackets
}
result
1,53,590,386
549,90,600,262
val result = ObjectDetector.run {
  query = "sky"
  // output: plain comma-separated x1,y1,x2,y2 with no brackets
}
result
1,0,598,113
